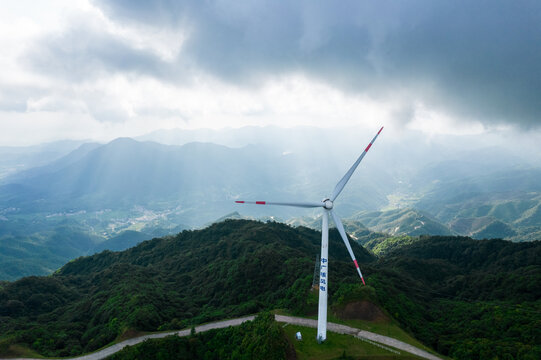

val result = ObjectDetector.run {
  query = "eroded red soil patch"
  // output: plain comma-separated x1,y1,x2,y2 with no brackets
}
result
336,300,388,322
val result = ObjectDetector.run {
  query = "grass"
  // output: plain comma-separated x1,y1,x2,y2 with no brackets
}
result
326,315,439,357
283,324,420,360
1,344,44,359
274,308,442,358
291,311,427,351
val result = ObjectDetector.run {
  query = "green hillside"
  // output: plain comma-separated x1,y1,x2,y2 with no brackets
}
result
414,170,541,242
435,196,541,242
363,235,418,257
108,313,294,360
0,220,374,357
373,236,541,359
0,220,539,359
287,216,389,246
92,230,153,253
471,219,517,239
289,209,453,238
0,224,102,280
348,209,453,237
0,217,189,281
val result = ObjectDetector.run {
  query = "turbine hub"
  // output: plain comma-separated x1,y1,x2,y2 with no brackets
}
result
323,199,333,210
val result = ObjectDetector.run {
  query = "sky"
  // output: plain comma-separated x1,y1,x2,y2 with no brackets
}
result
0,0,540,146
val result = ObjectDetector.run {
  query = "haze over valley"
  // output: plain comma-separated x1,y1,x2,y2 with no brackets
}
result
1,126,541,281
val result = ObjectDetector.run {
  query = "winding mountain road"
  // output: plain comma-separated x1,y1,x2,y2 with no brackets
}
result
5,315,442,360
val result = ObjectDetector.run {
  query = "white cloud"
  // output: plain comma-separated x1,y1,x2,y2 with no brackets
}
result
0,111,100,146
0,72,398,145
1,0,540,146
407,102,485,136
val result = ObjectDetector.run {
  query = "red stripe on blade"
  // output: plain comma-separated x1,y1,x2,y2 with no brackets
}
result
256,201,266,205
365,143,372,152
235,201,245,203
354,259,359,268
361,277,366,285
378,126,384,135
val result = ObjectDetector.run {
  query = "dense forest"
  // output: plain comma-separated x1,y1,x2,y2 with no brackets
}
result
0,220,373,357
0,220,539,359
108,313,293,360
370,236,540,359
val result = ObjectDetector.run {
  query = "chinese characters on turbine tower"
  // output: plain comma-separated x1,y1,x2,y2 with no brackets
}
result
320,257,327,291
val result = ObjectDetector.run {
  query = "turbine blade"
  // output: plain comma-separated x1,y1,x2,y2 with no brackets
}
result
330,126,383,202
235,200,323,208
330,210,366,285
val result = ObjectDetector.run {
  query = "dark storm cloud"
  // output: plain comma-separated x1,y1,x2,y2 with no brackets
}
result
92,0,379,85
379,1,541,126
30,0,541,127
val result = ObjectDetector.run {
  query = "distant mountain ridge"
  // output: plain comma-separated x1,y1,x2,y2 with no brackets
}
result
0,139,296,222
349,208,453,236
0,136,396,282
0,140,89,180
0,137,393,218
415,171,541,241
0,132,540,282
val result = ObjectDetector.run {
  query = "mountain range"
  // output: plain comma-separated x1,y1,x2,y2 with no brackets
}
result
0,127,540,281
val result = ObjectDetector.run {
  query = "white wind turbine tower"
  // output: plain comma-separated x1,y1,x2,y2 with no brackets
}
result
235,126,384,342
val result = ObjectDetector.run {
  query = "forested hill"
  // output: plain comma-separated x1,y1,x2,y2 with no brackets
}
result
0,220,375,357
58,219,375,276
376,235,540,305
373,236,540,359
386,235,540,272
0,220,539,359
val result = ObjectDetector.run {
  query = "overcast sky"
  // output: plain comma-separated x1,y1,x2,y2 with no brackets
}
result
0,0,540,145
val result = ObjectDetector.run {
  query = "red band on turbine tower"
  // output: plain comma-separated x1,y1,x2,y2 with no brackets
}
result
256,201,266,205
365,143,372,152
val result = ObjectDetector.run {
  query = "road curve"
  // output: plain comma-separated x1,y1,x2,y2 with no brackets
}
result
275,315,442,360
4,315,442,360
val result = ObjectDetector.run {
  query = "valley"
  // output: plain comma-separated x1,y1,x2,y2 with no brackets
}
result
1,132,541,282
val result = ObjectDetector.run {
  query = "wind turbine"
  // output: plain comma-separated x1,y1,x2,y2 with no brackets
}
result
235,126,384,342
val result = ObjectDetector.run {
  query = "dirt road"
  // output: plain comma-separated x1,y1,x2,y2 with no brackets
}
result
5,315,442,360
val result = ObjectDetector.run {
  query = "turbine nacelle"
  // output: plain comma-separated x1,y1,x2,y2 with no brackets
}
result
322,199,333,210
